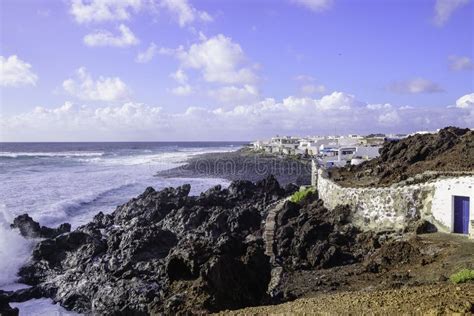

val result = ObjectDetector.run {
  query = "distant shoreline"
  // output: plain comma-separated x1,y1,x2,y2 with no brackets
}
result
157,148,312,186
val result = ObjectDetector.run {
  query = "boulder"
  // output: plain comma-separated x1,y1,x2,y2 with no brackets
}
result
10,214,70,239
0,291,18,316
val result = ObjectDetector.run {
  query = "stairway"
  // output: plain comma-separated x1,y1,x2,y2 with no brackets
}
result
263,198,288,258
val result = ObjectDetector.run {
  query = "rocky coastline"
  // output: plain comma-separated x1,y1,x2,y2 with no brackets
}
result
1,177,296,314
1,130,473,315
3,175,472,315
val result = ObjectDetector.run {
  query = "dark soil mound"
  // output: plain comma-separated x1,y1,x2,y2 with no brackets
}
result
331,126,474,187
273,199,375,270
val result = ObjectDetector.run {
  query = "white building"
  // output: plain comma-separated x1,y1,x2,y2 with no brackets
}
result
317,145,381,168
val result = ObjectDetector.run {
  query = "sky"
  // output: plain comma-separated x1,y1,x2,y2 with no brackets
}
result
0,0,473,141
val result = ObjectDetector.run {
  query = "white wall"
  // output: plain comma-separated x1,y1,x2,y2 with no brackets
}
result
354,146,381,159
431,177,474,236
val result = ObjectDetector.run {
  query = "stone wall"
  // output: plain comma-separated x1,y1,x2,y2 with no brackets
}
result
316,169,474,237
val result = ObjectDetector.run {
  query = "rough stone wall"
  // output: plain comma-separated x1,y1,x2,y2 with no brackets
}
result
316,169,474,235
316,169,434,231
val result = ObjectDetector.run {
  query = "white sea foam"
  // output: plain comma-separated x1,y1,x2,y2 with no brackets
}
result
0,152,104,158
83,147,235,167
11,298,79,316
0,206,33,287
34,182,138,228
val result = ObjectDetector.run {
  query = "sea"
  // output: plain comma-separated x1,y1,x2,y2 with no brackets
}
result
0,142,245,315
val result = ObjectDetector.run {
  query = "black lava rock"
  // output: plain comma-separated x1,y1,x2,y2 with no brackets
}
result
14,176,290,315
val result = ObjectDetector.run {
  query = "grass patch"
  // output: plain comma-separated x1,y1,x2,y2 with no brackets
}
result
290,187,316,204
449,269,474,284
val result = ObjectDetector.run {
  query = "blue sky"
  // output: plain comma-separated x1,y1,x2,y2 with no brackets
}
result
0,0,473,141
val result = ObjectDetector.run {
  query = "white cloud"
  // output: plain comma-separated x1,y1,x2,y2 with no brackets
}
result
160,0,212,27
434,0,469,26
174,34,258,85
455,93,474,108
367,103,392,110
84,24,139,47
388,78,444,94
161,35,260,102
70,0,142,24
378,110,401,125
448,55,473,71
136,42,158,63
291,0,333,12
0,55,38,87
69,0,212,28
2,92,471,141
317,91,361,110
170,69,188,84
62,67,131,101
209,85,259,103
169,69,193,96
171,84,193,96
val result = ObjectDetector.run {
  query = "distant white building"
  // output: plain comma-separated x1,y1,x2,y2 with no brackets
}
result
317,145,381,168
338,135,363,147
350,146,381,165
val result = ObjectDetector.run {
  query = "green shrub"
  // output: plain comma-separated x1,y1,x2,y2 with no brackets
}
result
449,269,474,284
290,187,316,204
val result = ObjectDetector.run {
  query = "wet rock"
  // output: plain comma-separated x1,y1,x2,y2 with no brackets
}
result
10,214,70,239
0,291,19,316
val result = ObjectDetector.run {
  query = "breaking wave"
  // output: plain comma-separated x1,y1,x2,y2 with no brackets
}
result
0,206,33,287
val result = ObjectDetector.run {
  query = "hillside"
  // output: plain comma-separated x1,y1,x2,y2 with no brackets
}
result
330,126,474,187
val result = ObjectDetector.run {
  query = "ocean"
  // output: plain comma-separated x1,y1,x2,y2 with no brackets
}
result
0,142,244,315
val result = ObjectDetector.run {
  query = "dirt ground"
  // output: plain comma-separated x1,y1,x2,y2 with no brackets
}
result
218,233,474,315
218,283,474,315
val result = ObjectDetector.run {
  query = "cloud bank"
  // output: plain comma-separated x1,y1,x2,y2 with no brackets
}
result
2,92,472,141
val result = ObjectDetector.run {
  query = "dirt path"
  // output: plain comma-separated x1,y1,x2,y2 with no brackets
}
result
218,283,474,315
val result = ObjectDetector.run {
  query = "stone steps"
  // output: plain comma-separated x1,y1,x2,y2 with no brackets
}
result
263,199,288,258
